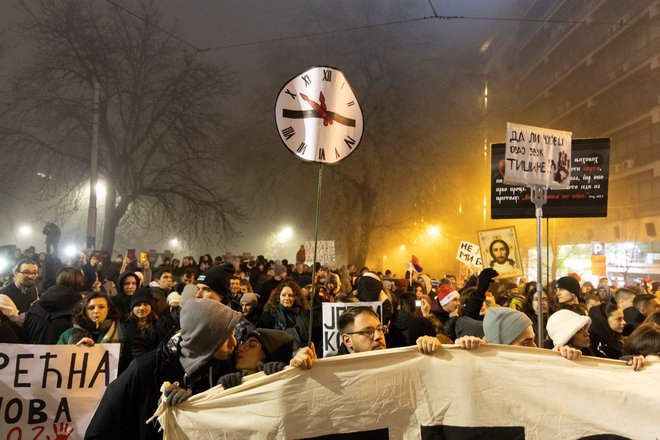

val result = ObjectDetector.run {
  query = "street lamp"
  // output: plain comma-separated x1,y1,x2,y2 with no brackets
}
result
64,245,78,258
277,226,293,243
17,225,32,237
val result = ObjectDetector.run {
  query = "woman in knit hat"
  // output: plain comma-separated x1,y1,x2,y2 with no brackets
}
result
239,291,261,325
218,328,318,389
118,287,158,373
546,309,594,355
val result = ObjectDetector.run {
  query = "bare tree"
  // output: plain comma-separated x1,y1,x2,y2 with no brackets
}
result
0,0,244,252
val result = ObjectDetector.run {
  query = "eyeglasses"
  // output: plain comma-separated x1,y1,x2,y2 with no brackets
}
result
344,325,388,339
239,340,261,351
18,271,39,276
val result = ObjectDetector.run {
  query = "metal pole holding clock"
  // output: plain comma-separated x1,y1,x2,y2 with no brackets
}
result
307,164,323,347
275,66,364,351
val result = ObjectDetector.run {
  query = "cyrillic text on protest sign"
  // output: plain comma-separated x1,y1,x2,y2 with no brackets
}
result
456,241,482,267
504,122,572,188
322,302,382,357
305,240,336,265
0,343,119,440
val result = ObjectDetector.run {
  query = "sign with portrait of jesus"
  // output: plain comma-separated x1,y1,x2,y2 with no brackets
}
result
477,226,524,279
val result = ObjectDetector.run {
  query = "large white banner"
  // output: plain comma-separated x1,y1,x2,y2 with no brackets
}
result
154,345,660,440
0,343,120,440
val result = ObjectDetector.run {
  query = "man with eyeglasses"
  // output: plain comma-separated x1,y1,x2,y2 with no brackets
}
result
0,259,41,314
338,306,388,354
337,306,483,355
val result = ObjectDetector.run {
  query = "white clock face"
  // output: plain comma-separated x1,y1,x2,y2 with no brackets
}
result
275,66,364,164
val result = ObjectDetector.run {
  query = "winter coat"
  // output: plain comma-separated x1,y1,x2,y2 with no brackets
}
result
257,305,309,349
0,282,39,314
119,316,158,375
589,303,624,359
85,335,232,440
387,310,435,348
0,311,21,343
57,318,122,345
23,285,82,344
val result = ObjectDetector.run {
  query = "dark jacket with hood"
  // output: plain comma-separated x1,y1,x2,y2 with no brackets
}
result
23,285,81,344
86,298,239,440
111,271,139,320
388,309,435,348
589,303,624,359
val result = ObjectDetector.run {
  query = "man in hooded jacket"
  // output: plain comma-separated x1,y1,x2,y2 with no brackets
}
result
85,298,241,440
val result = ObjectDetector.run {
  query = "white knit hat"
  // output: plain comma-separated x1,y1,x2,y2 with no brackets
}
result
546,309,591,346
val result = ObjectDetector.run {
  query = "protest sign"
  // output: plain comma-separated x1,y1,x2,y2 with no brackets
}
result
477,227,524,279
504,122,572,188
491,138,610,219
155,345,660,440
321,301,383,357
0,343,119,440
455,241,482,267
304,240,336,266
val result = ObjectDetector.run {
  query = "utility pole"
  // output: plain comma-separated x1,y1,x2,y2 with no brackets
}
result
86,80,99,252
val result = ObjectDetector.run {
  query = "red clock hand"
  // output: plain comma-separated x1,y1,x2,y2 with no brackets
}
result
300,93,333,126
318,92,333,126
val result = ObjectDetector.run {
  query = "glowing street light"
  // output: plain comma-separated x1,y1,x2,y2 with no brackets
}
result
427,225,440,238
17,225,32,237
64,245,78,258
170,238,179,248
277,226,294,243
399,244,406,251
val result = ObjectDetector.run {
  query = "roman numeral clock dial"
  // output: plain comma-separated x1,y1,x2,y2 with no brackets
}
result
275,66,364,164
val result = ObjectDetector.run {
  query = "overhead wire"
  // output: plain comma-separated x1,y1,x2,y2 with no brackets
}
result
104,0,647,53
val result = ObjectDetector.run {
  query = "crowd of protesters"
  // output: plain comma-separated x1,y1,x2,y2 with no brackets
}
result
1,244,659,438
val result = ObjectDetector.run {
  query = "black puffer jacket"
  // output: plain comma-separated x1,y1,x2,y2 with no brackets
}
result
23,285,81,344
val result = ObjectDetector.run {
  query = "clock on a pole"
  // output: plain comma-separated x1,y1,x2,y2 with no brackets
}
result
275,66,364,164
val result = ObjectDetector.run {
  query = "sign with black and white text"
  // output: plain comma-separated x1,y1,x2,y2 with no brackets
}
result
0,343,119,440
491,138,610,218
321,301,383,357
504,122,572,188
455,241,482,267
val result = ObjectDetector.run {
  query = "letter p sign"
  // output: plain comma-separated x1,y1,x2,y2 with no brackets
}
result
591,242,605,256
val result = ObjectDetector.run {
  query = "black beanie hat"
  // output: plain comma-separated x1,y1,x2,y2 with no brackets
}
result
197,263,234,298
357,272,382,302
248,328,294,364
130,287,155,309
556,276,581,296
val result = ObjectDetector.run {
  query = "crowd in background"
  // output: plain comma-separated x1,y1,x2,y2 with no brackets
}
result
1,243,658,364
